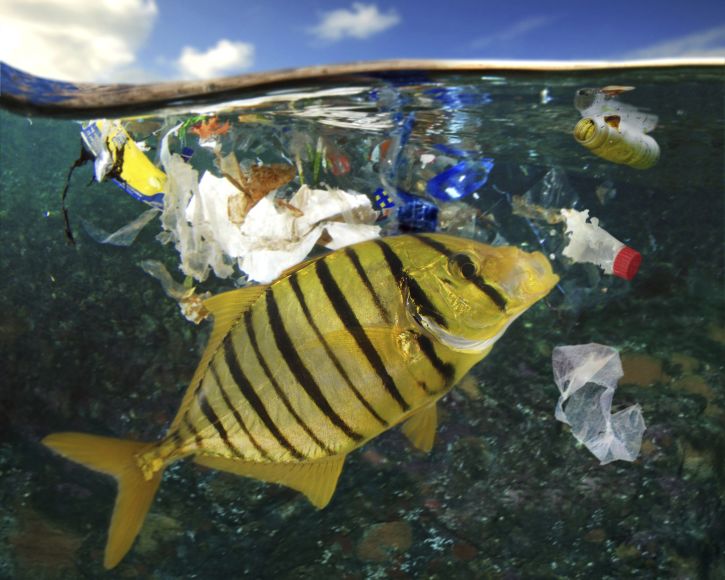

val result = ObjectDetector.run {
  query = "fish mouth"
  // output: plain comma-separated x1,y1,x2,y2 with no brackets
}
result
500,250,559,306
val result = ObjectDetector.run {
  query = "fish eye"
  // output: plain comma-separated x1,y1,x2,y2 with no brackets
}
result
448,253,478,280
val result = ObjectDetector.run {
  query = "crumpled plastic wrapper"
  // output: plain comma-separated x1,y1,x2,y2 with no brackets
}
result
552,343,646,465
82,208,159,247
156,123,379,284
157,126,235,281
139,260,210,324
185,175,380,283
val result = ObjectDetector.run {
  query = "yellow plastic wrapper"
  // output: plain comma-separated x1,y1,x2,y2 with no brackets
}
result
81,119,167,205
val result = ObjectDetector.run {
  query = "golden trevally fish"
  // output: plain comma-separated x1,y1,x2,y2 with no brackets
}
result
43,233,558,569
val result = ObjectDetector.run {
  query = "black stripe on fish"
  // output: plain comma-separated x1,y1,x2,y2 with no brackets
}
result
169,431,184,449
222,335,306,460
315,259,410,413
183,415,204,448
415,235,507,312
416,333,455,389
266,288,364,443
197,389,242,457
344,247,389,323
289,272,388,428
374,239,449,329
244,308,335,456
209,362,270,461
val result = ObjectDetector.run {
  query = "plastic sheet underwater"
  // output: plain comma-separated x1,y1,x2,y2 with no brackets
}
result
0,61,723,578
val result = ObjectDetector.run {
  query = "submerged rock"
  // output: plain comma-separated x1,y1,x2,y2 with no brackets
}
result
357,521,413,562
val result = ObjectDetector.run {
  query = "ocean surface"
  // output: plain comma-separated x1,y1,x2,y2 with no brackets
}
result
0,64,723,579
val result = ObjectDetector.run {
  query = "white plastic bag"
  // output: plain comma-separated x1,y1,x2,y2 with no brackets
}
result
553,343,646,465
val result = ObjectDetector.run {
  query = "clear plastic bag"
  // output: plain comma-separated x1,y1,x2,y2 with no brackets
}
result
553,343,646,465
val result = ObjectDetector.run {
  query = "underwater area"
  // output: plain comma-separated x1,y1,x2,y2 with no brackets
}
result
0,63,723,579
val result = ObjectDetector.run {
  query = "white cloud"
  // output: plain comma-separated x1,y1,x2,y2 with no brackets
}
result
470,15,556,50
0,0,158,82
310,3,400,42
175,39,254,80
622,24,725,59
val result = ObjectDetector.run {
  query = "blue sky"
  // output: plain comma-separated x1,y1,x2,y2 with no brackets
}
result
1,0,723,82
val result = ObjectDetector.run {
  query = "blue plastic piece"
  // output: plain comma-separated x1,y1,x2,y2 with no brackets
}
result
426,158,495,201
397,199,438,233
372,188,395,210
181,147,194,162
111,179,165,208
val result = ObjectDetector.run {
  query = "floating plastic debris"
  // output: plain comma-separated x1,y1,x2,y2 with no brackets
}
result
180,146,194,162
80,120,166,206
510,195,564,225
552,343,646,465
438,201,495,241
326,144,351,176
139,260,210,324
372,188,395,210
186,180,380,283
82,208,159,247
426,157,495,201
216,150,296,223
594,180,617,205
397,198,438,233
189,116,230,147
520,167,579,211
561,208,642,280
573,87,660,169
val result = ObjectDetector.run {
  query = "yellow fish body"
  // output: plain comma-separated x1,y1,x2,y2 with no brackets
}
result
43,233,558,568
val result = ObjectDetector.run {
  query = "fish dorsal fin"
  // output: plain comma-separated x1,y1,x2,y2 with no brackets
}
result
169,285,267,431
194,455,346,509
279,252,329,279
202,284,268,320
401,404,438,452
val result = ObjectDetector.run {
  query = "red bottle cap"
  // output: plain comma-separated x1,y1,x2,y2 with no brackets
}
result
613,246,642,280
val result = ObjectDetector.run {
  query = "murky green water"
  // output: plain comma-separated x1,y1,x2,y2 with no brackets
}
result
1,66,723,579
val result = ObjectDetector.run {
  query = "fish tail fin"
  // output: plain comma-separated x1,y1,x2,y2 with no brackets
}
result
42,432,163,569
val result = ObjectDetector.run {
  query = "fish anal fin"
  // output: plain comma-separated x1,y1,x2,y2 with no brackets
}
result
195,455,345,509
401,404,438,452
170,285,267,431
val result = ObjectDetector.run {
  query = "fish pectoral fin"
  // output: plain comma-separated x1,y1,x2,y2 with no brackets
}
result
169,285,268,431
401,404,438,453
194,455,346,509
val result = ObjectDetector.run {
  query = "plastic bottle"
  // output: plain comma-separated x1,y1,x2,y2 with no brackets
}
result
560,208,642,280
574,116,660,170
